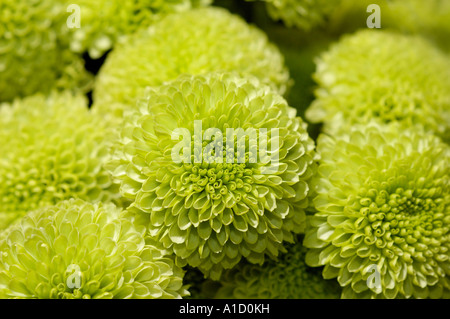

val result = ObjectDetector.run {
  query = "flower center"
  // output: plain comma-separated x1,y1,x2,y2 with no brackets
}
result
355,178,446,262
175,133,258,201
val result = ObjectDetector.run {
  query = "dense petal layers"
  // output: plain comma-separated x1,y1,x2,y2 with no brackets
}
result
305,30,450,142
0,199,188,299
0,0,92,102
214,239,341,299
107,73,317,280
0,92,120,230
304,122,450,299
93,7,290,117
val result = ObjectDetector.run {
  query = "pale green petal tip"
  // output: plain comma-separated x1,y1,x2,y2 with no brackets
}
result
108,72,317,280
0,91,121,230
305,121,450,299
0,199,188,299
214,241,342,299
93,7,290,117
306,29,450,142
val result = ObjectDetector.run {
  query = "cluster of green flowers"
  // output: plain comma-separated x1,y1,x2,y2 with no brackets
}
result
0,0,210,102
0,0,91,101
0,0,449,300
303,28,449,298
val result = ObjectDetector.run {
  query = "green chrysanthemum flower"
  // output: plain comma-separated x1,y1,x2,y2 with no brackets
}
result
0,199,188,299
0,91,120,230
65,0,211,59
107,73,317,280
246,0,338,30
93,7,290,117
305,30,450,142
0,0,92,102
304,122,450,299
214,239,342,299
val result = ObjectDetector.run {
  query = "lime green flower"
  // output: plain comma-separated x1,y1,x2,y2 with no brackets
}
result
0,92,120,230
65,0,211,59
0,0,92,102
214,239,341,299
305,30,450,142
0,199,188,299
246,0,338,30
304,121,450,299
93,7,290,117
107,73,317,280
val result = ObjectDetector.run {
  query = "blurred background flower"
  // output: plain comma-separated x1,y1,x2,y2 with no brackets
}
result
93,7,290,118
213,238,342,298
0,0,92,102
64,0,212,59
0,91,121,230
306,30,450,142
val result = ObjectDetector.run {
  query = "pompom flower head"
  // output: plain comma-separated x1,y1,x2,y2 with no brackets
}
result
305,30,450,142
304,121,450,299
0,0,92,102
65,0,211,58
93,7,290,117
0,92,120,230
214,240,342,299
107,73,317,280
0,199,188,299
